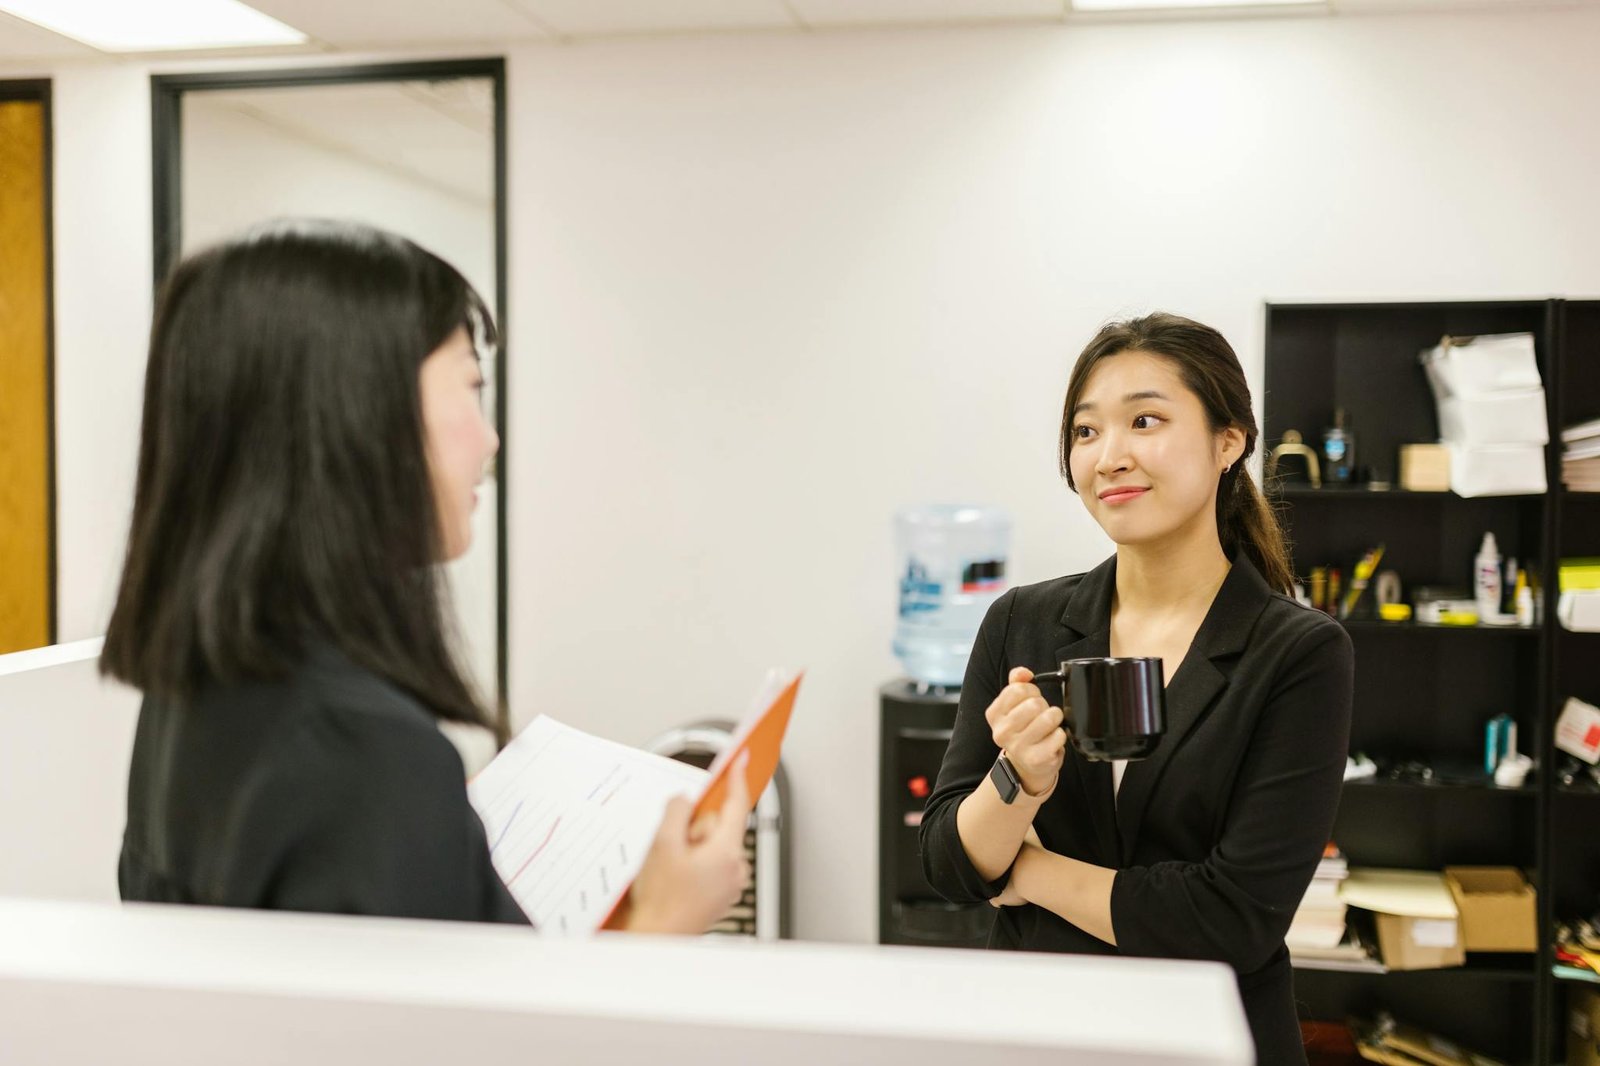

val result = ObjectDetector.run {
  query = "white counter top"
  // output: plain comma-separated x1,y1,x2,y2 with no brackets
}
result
0,897,1252,1065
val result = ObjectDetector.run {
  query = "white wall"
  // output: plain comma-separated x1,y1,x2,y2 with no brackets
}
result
502,11,1600,945
181,93,494,298
12,10,1600,945
48,63,153,648
181,92,500,699
0,640,140,902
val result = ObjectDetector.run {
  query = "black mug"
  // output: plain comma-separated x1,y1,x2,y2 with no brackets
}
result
1031,657,1166,761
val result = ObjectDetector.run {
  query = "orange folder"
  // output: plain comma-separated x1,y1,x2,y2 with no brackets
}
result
691,670,803,821
601,669,801,929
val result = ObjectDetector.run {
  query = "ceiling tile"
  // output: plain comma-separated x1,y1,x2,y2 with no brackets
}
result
244,0,550,48
790,0,1065,26
509,0,797,37
0,11,101,59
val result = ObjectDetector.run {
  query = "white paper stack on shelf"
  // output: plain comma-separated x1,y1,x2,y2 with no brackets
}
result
1419,333,1548,497
1287,843,1357,958
1563,418,1600,492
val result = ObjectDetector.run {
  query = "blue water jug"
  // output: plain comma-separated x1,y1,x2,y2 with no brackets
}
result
893,505,1011,688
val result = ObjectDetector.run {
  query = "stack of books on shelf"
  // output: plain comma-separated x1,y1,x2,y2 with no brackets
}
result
1288,843,1371,966
1564,418,1600,491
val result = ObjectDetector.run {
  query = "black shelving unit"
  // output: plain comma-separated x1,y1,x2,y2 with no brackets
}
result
1545,299,1600,1066
1264,299,1600,1065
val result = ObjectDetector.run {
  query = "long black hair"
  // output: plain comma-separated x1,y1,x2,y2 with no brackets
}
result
1058,312,1294,595
101,219,494,729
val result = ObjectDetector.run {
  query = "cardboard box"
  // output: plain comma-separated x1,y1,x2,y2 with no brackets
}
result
1341,869,1466,971
1443,867,1537,952
1400,444,1452,492
1371,911,1467,970
1570,985,1600,1066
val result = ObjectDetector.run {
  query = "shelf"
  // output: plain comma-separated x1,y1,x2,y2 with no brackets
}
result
1340,619,1541,636
1292,955,1386,974
1262,299,1599,1066
1554,784,1600,798
1273,487,1543,502
1343,777,1536,796
1293,956,1537,981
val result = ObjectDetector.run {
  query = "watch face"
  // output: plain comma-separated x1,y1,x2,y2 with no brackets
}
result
991,755,1021,804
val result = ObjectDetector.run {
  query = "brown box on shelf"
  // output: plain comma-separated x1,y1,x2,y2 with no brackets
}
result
1341,869,1466,971
1399,443,1452,492
1372,911,1467,970
1571,985,1600,1066
1443,867,1537,952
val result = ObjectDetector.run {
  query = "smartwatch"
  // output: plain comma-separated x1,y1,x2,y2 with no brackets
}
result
990,752,1023,804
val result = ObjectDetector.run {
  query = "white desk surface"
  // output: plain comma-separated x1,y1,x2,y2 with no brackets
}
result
0,897,1253,1065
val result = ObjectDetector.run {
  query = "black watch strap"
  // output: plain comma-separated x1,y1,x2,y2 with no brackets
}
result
990,752,1022,804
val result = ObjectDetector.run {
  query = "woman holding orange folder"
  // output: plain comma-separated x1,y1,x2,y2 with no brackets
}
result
103,220,746,934
920,314,1353,1064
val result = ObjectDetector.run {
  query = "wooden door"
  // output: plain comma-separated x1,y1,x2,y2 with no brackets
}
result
0,91,52,654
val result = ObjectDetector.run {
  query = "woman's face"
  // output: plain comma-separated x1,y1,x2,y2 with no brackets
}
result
1067,350,1244,549
420,326,499,562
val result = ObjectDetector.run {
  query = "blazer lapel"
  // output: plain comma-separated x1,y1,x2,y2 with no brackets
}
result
1048,556,1120,867
1113,554,1274,865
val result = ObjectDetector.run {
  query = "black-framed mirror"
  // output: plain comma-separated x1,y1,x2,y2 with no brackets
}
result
150,59,509,734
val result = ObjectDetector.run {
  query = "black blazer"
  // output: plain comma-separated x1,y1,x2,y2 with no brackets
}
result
120,643,528,925
920,553,1352,1065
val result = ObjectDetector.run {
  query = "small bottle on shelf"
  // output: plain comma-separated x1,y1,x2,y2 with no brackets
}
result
1474,533,1502,621
1322,409,1355,485
1514,571,1534,626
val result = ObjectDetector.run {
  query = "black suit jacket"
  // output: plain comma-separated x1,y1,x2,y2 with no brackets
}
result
120,643,528,925
920,553,1352,1065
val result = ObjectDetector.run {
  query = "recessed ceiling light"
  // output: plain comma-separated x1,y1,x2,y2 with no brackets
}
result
1073,0,1321,9
0,0,306,52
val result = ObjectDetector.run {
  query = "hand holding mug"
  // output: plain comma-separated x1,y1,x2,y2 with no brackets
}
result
984,667,1066,796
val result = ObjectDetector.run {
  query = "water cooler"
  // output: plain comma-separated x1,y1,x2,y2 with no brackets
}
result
878,680,994,948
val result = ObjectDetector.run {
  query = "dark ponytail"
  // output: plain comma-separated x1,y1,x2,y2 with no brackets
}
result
1058,313,1295,595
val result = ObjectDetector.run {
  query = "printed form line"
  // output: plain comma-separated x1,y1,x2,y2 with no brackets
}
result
488,800,524,855
507,816,561,886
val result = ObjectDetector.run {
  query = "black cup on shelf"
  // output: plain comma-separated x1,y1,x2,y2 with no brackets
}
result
1032,657,1166,761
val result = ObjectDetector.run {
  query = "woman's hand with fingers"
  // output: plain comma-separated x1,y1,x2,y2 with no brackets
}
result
620,753,752,934
985,666,1067,798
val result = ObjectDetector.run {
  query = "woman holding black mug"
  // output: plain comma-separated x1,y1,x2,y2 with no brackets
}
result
920,313,1352,1064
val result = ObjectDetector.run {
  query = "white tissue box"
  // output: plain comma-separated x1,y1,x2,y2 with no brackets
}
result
1436,389,1549,446
1449,443,1547,497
